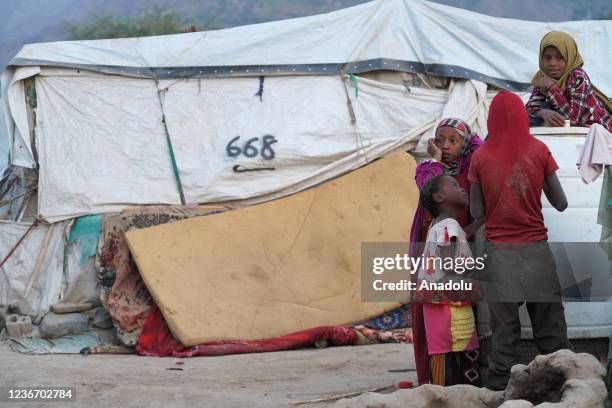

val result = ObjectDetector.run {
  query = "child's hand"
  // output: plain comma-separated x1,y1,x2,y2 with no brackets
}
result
537,109,566,127
464,217,486,239
427,138,443,161
533,73,556,90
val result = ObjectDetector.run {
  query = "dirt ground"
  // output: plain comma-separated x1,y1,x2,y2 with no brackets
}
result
0,341,416,408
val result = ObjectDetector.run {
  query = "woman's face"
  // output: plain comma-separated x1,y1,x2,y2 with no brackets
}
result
542,46,566,80
435,126,464,163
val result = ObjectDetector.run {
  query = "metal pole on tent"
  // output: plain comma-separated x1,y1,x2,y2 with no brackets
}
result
154,79,186,205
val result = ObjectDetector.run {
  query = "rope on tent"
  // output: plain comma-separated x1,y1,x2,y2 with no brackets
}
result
349,74,359,98
340,72,357,125
154,79,186,205
255,76,265,102
0,219,40,270
339,72,368,164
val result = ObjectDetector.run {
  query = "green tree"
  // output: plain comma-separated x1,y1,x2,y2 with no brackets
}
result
66,4,216,40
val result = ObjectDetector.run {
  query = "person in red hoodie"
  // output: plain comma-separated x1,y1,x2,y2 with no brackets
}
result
468,91,572,391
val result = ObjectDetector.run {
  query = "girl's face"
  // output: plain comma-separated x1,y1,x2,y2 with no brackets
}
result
437,176,469,209
542,46,566,80
435,127,464,163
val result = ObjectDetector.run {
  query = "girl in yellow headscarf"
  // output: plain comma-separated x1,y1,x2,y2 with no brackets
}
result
525,31,612,130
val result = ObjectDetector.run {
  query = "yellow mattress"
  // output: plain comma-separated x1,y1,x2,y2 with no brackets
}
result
125,152,418,346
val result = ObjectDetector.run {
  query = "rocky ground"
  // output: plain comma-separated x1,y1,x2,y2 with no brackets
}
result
0,341,416,408
336,349,610,408
3,339,609,408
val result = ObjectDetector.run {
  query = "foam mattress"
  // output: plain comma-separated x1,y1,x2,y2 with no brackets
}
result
125,152,418,346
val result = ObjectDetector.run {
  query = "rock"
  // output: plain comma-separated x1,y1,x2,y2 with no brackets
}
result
605,361,612,408
50,302,93,314
40,312,89,338
90,308,113,329
503,349,607,408
504,363,565,404
335,385,503,408
5,314,33,337
499,401,533,408
336,350,607,408
503,364,530,398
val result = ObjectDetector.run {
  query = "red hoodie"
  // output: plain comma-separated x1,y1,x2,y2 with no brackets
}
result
468,92,559,243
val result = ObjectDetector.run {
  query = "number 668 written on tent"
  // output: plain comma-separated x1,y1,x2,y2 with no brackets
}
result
226,135,278,160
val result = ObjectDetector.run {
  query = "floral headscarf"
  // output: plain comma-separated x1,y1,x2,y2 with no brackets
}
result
435,118,476,175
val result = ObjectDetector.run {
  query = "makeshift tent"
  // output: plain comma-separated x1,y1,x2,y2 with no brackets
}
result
1,0,611,221
0,0,611,351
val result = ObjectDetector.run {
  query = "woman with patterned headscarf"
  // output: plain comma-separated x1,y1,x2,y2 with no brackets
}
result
526,31,612,130
409,118,484,386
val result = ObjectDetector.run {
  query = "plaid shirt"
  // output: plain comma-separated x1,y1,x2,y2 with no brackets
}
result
526,68,612,130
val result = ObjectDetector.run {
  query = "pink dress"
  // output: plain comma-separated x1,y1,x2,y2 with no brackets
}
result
416,218,479,355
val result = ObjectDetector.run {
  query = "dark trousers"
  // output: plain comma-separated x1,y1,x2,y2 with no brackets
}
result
487,301,572,390
483,241,572,390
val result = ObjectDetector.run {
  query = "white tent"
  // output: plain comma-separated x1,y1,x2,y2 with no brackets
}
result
0,0,611,222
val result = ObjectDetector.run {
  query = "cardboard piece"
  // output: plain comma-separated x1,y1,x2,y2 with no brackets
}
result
126,152,418,346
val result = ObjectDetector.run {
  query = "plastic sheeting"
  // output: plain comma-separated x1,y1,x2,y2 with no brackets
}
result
0,219,102,318
35,72,447,221
63,215,103,305
8,332,103,354
8,0,612,93
0,69,13,174
0,221,66,319
0,67,40,171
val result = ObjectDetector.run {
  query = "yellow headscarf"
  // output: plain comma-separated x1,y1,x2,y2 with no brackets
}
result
531,31,612,113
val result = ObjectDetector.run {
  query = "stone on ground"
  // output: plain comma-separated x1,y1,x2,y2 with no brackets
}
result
336,349,607,408
40,312,89,338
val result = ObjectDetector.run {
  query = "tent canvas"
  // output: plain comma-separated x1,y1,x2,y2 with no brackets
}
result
7,0,612,91
0,0,610,223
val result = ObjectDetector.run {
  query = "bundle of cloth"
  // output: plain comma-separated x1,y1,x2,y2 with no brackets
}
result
134,304,411,358
93,205,412,356
98,205,228,346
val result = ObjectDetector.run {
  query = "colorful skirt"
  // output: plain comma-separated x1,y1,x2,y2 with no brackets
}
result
430,349,481,386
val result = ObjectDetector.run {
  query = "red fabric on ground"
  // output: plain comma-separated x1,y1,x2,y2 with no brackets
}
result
137,304,379,357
